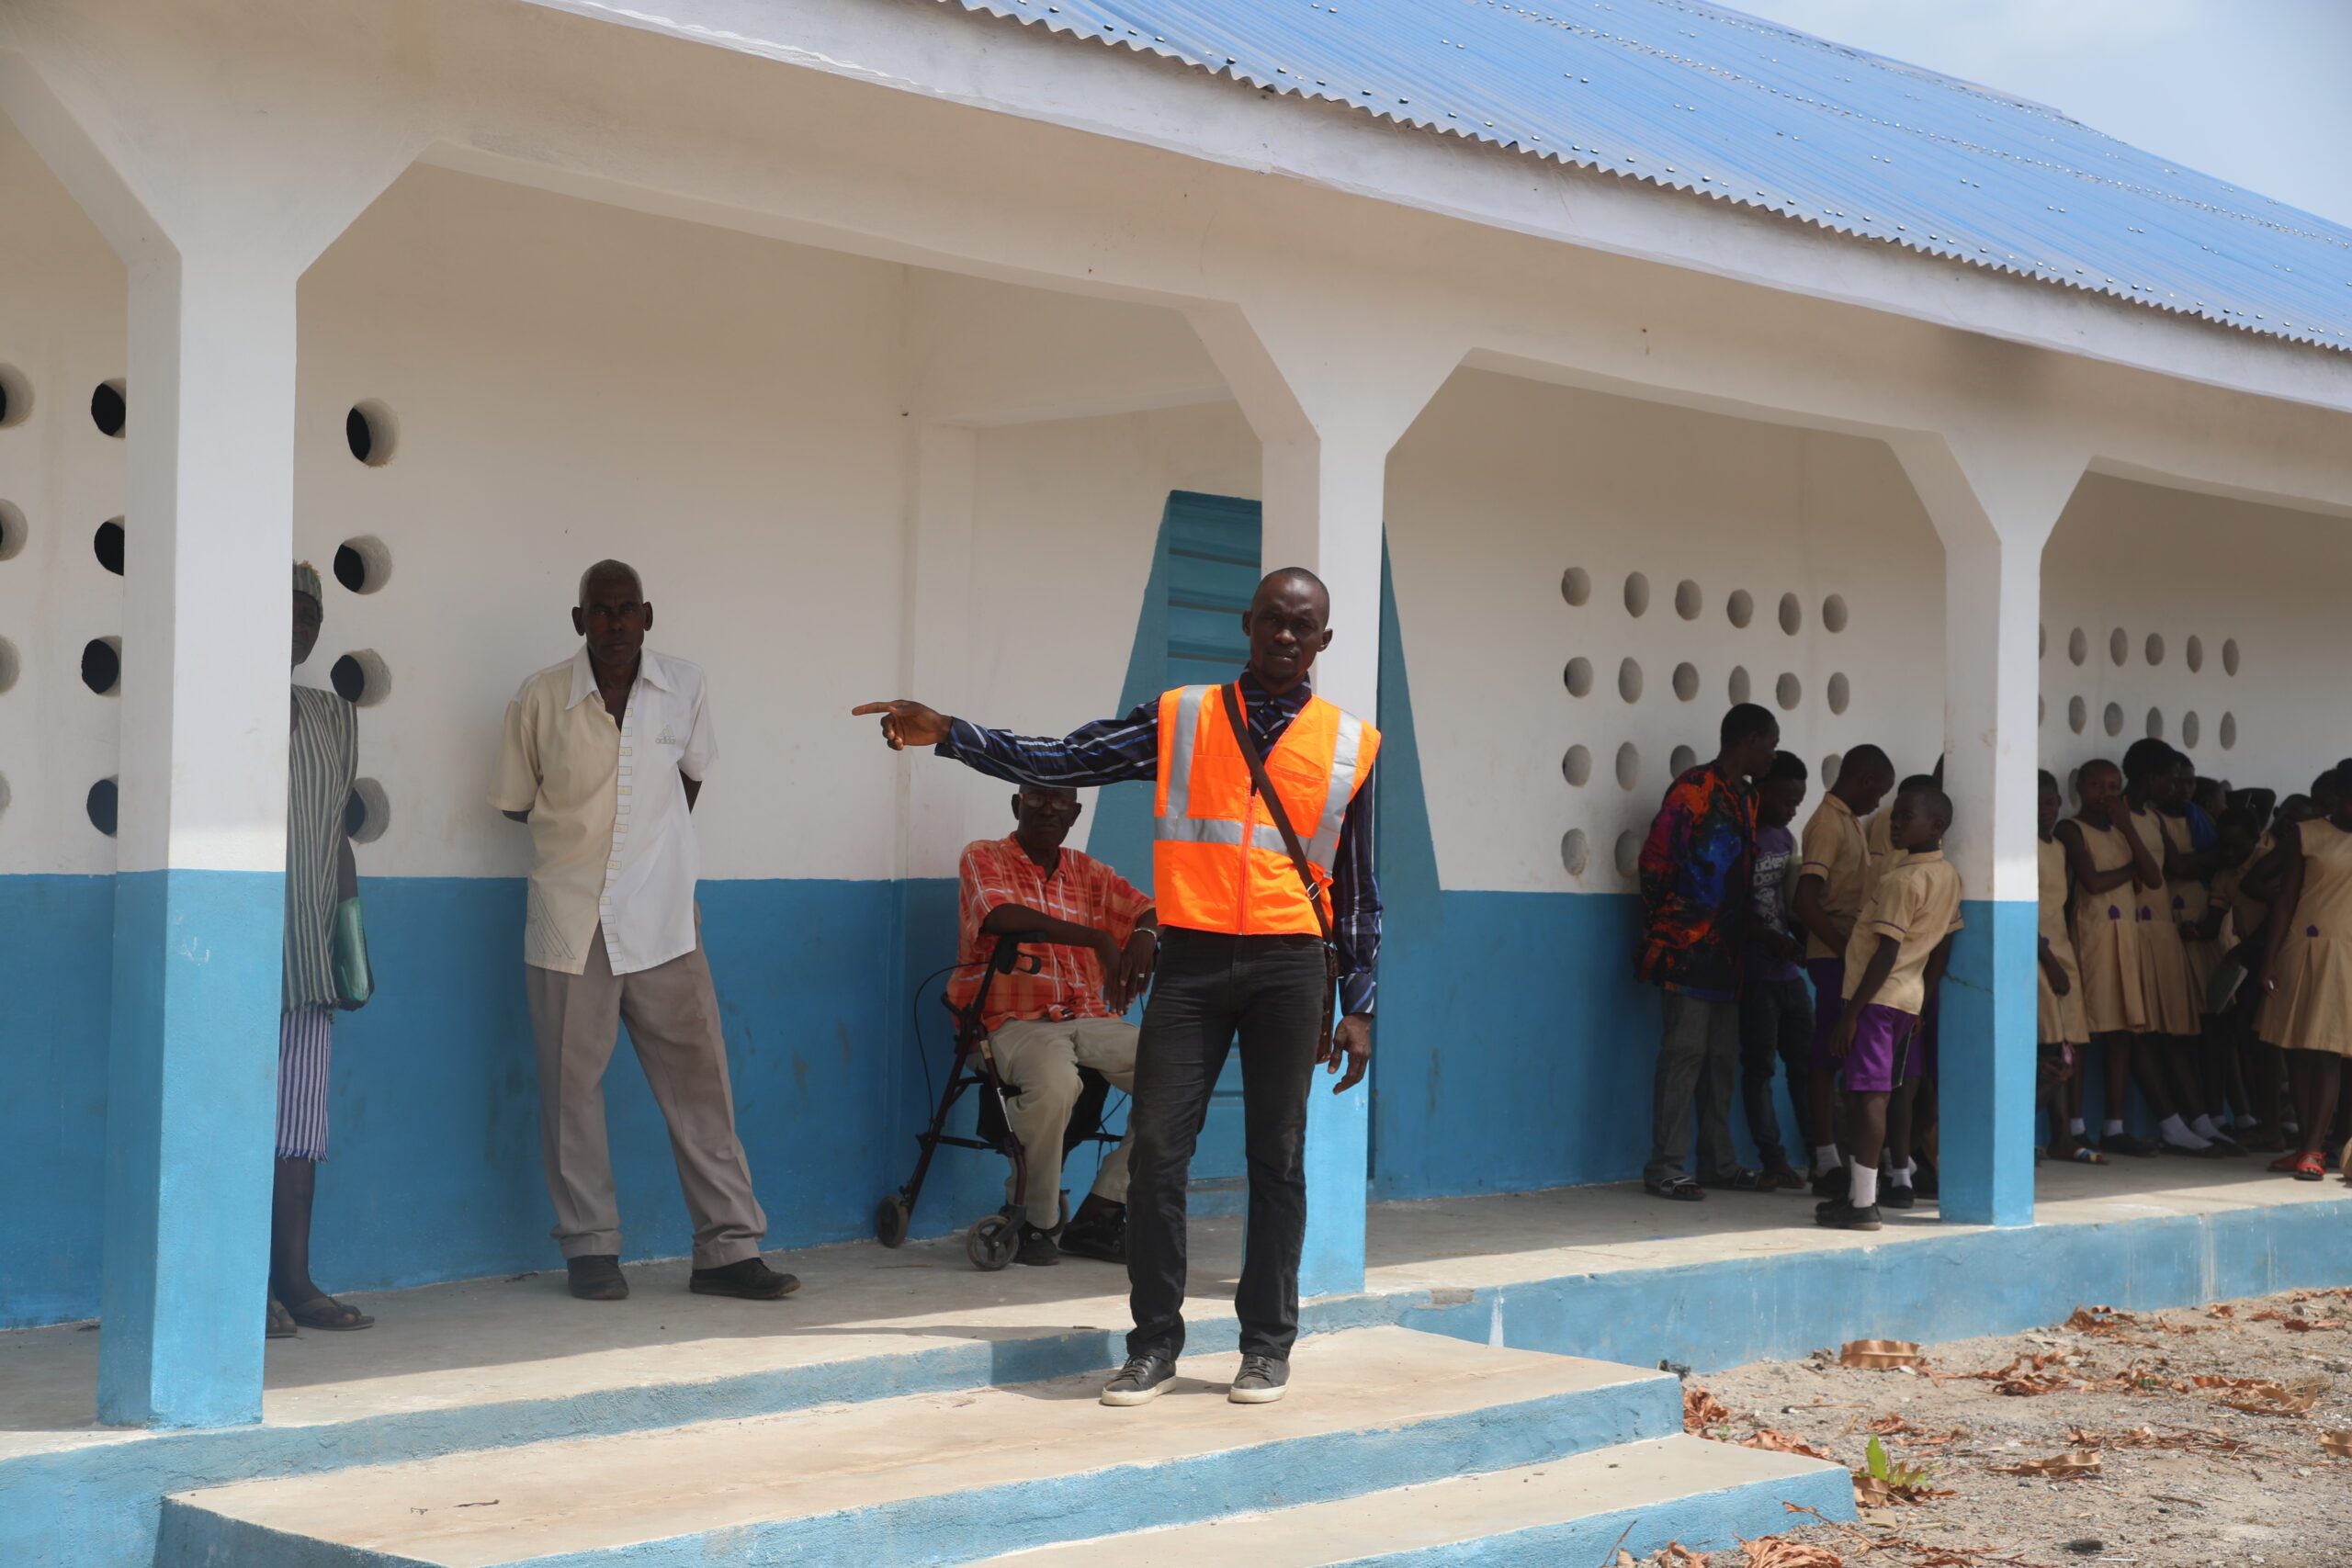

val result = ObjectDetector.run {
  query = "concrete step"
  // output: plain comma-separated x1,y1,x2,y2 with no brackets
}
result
971,1436,1853,1566
159,1326,1682,1567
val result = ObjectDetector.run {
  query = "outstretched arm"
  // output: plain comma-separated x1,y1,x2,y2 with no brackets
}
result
852,698,1159,787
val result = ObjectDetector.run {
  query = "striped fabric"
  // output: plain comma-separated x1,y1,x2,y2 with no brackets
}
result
277,1005,334,1160
284,684,358,1010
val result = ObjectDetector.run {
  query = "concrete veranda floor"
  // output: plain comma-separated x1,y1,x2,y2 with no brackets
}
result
5,1160,2344,1461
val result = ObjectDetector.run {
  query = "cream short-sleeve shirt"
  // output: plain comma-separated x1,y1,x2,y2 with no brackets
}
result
1796,793,1871,961
491,648,717,976
1841,850,1964,1017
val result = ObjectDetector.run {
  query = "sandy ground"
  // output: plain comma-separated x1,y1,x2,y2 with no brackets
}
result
1658,1288,2352,1568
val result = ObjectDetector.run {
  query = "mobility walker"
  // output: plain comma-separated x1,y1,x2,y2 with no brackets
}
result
874,930,1119,1270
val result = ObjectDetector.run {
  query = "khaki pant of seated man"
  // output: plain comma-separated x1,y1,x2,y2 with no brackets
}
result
987,1016,1136,1226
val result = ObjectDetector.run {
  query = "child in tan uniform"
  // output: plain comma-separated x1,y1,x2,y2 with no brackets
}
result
2208,808,2284,1149
2256,769,2352,1180
1792,745,1895,1199
2120,740,2233,1153
2037,771,2096,1161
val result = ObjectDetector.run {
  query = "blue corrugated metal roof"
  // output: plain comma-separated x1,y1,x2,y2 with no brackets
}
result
942,0,2352,354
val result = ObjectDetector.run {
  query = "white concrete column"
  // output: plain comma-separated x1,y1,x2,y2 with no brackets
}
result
1894,433,2085,1229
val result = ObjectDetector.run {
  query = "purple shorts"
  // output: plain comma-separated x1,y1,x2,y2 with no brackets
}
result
1840,1002,1922,1094
1805,958,1846,1070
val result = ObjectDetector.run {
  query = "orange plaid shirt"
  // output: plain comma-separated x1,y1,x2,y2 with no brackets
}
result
948,837,1154,1032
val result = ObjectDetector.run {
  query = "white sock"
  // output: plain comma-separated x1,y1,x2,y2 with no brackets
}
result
2069,1118,2086,1137
1813,1145,1841,1176
1849,1164,1881,1208
1889,1162,1914,1190
2191,1114,2222,1139
2104,1119,2126,1137
2160,1113,2210,1149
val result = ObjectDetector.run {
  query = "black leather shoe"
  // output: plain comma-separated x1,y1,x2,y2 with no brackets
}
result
1815,1200,1883,1232
689,1257,801,1300
1101,1353,1178,1407
1016,1224,1060,1267
1881,1183,1917,1210
567,1255,628,1302
1810,1166,1849,1201
1228,1353,1291,1404
1057,1205,1126,1263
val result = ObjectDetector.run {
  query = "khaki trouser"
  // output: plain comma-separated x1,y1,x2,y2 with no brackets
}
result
525,927,766,1268
987,1015,1138,1228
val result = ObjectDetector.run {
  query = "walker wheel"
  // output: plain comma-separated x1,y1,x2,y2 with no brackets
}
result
966,1213,1018,1271
875,1195,911,1249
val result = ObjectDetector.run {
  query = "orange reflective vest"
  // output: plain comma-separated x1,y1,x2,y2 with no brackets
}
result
1152,683,1380,937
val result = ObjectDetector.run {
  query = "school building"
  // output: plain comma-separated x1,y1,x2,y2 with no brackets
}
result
3,0,2350,1562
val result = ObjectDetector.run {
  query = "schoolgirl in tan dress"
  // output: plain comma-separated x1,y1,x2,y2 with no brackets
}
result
2062,804,2145,1039
2161,809,2219,1000
2129,805,2204,1037
2256,808,2352,1177
2039,833,2091,1048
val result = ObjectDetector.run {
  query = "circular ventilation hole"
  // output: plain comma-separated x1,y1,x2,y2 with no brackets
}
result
1623,571,1651,617
1614,829,1642,880
2222,638,2241,677
1674,579,1702,620
1615,741,1641,792
1778,592,1803,636
1725,590,1754,629
1670,744,1698,778
2067,695,2086,735
0,500,25,561
1618,658,1644,704
1561,745,1592,786
1826,671,1850,716
2068,628,2087,666
90,379,125,437
2144,632,2165,667
2185,635,2204,673
1823,593,1849,634
1564,657,1594,698
93,518,124,575
2109,627,2129,667
2102,702,2124,738
2145,706,2165,740
86,776,119,836
81,636,121,695
1560,829,1589,877
2181,711,2200,750
0,637,17,693
1560,566,1591,607
1727,665,1751,705
334,535,392,594
1821,752,1842,785
345,777,390,843
2219,712,2237,750
330,649,392,706
1775,672,1801,711
1672,661,1699,702
0,364,30,428
345,400,398,467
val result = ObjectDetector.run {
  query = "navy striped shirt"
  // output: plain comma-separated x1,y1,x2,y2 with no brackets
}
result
938,671,1382,1016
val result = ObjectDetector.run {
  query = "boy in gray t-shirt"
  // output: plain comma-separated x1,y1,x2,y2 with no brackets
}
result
1739,751,1815,1189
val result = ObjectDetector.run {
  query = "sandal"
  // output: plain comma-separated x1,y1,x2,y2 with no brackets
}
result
284,1293,375,1331
1645,1176,1705,1201
2268,1153,2309,1174
266,1296,298,1340
2290,1154,2327,1182
2067,1145,2109,1165
1758,1165,1809,1191
1702,1168,1762,1192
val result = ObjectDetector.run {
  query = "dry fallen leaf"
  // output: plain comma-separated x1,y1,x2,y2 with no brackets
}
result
1616,1551,1639,1568
1863,1414,1965,1445
2192,1374,2326,1416
1740,1537,1844,1567
2321,1430,2352,1460
1747,1427,1837,1461
2064,1424,2242,1453
1661,1544,1707,1567
2251,1308,2343,1333
1839,1339,1925,1371
1990,1450,2103,1480
1686,1384,1738,1432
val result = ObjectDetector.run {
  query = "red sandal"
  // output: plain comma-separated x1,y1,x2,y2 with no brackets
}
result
2290,1154,2327,1181
2268,1153,2308,1174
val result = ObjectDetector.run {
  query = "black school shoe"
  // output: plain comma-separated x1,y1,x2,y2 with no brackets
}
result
1016,1224,1060,1267
1815,1200,1883,1232
1810,1166,1849,1201
1881,1183,1917,1210
1101,1353,1178,1407
567,1255,628,1301
690,1258,801,1300
1057,1204,1126,1263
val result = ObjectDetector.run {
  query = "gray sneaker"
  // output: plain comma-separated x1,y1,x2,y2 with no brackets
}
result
1228,1353,1290,1404
1100,1353,1177,1406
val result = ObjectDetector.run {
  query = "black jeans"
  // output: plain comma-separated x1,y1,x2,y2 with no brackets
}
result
1125,930,1328,1363
1737,974,1815,1168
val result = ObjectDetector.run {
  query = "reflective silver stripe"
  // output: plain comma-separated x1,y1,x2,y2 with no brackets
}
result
1153,815,1290,855
1163,685,1212,823
1306,710,1365,869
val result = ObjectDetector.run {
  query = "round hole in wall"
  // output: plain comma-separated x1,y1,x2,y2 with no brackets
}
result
81,635,120,695
334,535,392,595
1725,589,1754,629
2067,695,2086,735
345,400,399,467
2145,706,2165,740
0,637,17,694
2102,701,2124,738
1615,741,1641,791
2181,711,2201,750
1561,744,1592,786
1827,671,1850,716
330,649,392,707
1559,566,1591,607
2185,635,2204,673
1823,593,1849,634
1671,743,1698,777
1727,665,1751,705
2222,638,2241,677
90,379,125,438
0,500,25,561
2109,627,2129,667
1618,657,1644,704
345,777,390,843
93,518,124,576
2068,627,2087,666
1672,661,1699,702
0,364,30,428
1564,657,1594,698
86,776,118,837
1560,829,1589,877
1674,579,1703,620
1821,751,1842,785
2144,632,2165,667
1614,829,1642,880
1623,571,1651,617
1778,592,1803,636
2219,712,2237,750
1775,672,1801,711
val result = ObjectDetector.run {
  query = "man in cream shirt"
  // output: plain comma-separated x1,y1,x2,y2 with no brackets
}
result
492,559,794,1303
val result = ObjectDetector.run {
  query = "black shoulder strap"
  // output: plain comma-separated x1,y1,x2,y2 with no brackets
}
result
1220,682,1333,944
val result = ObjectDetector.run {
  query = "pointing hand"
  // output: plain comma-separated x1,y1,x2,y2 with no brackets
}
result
851,699,952,751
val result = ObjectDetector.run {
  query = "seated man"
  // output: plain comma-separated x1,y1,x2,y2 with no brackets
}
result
950,784,1157,1266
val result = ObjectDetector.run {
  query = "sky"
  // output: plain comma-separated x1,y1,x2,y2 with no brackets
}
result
1725,0,2352,229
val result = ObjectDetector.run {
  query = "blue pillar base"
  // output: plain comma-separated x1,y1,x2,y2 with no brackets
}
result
1938,899,2037,1228
98,867,283,1428
1300,1066,1369,1298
